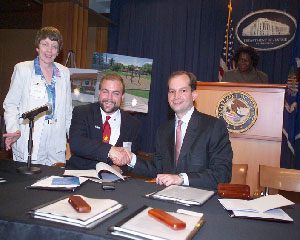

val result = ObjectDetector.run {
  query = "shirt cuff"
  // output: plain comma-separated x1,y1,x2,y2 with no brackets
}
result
127,153,136,168
180,173,189,186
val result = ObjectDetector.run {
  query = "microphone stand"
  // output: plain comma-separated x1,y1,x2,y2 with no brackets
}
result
17,116,41,174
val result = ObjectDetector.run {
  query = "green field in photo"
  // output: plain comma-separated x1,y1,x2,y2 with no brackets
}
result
125,89,149,99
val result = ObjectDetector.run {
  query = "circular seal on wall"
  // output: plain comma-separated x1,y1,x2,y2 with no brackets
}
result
216,91,258,133
235,9,297,51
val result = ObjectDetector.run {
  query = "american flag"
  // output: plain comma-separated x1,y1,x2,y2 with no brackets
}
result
218,18,235,82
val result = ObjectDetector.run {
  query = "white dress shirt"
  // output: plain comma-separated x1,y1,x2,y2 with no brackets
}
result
129,107,195,186
175,106,195,186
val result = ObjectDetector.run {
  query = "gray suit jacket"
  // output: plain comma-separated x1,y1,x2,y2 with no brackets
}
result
222,68,268,84
131,110,233,190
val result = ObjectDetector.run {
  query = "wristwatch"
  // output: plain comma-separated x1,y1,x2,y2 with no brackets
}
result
178,173,184,185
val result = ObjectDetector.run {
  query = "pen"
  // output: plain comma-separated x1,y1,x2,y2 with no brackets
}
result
186,218,206,240
145,178,156,183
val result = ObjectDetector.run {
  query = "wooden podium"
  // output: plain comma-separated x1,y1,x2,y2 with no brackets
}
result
194,82,286,195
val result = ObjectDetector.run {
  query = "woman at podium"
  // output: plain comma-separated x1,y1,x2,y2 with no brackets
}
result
3,27,72,166
221,46,268,84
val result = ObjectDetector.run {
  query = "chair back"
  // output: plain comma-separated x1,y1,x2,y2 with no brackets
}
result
51,162,66,168
259,165,300,192
230,163,248,185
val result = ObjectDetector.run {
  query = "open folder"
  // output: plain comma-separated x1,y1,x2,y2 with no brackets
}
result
109,206,205,240
29,195,125,228
218,194,294,222
146,185,215,206
27,176,88,191
64,162,125,182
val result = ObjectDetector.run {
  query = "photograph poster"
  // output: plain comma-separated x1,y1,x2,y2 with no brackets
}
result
92,53,153,113
69,53,153,113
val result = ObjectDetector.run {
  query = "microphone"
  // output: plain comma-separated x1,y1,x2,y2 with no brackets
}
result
21,103,52,120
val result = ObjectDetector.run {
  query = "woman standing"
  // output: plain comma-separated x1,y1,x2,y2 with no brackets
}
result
221,46,268,84
3,27,72,166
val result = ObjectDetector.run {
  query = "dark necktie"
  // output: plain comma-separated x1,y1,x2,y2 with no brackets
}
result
103,116,111,143
175,120,183,166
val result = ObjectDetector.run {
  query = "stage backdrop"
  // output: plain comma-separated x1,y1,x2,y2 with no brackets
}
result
108,0,300,152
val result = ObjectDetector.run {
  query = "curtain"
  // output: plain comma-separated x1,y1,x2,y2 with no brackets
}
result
96,27,108,53
108,0,300,152
42,0,88,68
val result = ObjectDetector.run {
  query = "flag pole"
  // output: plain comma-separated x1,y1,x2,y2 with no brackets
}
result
225,0,232,66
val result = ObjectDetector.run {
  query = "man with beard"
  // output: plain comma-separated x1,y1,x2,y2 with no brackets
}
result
66,73,141,170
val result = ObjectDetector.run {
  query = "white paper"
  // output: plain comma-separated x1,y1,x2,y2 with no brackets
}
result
33,196,121,226
30,176,87,188
96,162,124,180
64,170,99,179
64,162,124,181
218,195,294,222
218,194,294,213
176,209,203,218
114,207,203,240
232,208,293,222
153,185,214,205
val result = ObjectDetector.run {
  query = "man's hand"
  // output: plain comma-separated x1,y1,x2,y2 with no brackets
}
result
109,146,131,166
156,174,183,186
122,147,132,161
3,130,21,151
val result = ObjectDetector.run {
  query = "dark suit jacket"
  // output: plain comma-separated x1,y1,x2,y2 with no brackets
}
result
130,110,233,190
66,102,141,170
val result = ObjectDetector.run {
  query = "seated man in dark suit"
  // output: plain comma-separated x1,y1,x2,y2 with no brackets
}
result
66,73,141,170
125,71,233,190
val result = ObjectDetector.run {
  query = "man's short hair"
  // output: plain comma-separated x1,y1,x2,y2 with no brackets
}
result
168,71,197,91
99,73,125,94
35,26,63,53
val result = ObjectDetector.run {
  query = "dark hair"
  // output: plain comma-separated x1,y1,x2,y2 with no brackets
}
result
168,71,197,91
233,46,260,67
99,73,125,94
35,27,63,52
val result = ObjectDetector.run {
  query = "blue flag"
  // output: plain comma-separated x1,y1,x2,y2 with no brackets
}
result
280,8,300,170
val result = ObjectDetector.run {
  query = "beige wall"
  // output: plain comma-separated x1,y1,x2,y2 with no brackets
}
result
0,28,98,115
0,29,37,115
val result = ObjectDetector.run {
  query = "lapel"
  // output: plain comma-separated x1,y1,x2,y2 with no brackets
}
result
166,120,176,171
29,67,48,107
159,119,176,172
54,72,62,117
92,102,103,141
178,111,201,162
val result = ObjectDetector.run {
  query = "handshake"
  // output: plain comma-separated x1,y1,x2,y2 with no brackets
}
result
108,146,133,166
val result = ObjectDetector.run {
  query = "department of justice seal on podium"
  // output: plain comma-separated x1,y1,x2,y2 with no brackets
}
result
216,91,258,133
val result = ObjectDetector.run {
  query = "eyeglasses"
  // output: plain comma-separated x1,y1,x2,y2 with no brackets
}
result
40,42,59,51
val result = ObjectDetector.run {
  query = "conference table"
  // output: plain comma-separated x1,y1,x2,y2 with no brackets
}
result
0,159,299,240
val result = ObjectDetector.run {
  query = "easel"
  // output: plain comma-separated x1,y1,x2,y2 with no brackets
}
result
65,50,76,68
